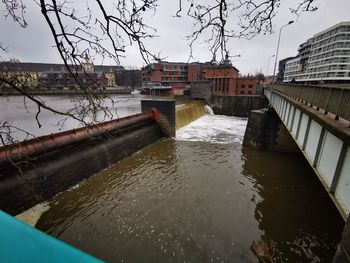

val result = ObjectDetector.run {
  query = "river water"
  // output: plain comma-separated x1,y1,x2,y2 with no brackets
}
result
29,111,344,262
0,94,143,142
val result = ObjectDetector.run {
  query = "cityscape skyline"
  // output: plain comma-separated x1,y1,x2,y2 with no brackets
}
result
0,0,350,75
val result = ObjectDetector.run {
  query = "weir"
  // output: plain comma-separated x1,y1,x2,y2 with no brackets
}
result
0,110,162,215
175,100,205,130
0,98,208,262
0,99,208,215
141,99,207,136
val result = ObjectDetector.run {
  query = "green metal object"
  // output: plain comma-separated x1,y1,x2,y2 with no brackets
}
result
0,210,103,263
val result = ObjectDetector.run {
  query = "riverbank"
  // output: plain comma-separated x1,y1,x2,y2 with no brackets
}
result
0,87,132,95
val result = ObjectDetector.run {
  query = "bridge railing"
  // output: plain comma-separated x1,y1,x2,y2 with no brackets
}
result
267,84,350,122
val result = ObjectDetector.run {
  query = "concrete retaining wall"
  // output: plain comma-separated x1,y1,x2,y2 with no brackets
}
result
190,82,213,102
209,95,268,117
0,117,162,215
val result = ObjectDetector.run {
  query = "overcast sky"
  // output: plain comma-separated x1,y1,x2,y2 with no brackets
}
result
1,0,350,75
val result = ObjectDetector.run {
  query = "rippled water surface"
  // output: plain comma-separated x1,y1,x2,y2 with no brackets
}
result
36,115,343,262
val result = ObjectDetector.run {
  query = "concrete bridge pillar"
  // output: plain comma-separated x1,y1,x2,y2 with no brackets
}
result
333,215,350,263
141,99,175,137
243,108,299,153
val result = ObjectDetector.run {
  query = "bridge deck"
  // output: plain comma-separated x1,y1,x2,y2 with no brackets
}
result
265,85,350,220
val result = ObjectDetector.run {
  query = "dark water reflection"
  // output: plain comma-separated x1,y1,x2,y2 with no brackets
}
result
241,148,343,262
36,137,343,262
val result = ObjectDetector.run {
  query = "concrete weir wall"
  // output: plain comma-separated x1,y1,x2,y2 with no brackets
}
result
0,112,163,216
209,95,268,117
141,99,207,133
141,99,176,137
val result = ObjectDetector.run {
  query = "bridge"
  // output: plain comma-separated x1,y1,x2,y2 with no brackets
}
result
261,84,350,219
256,84,350,263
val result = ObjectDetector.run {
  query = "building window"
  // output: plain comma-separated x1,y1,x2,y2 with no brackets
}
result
241,84,245,89
248,91,252,95
248,84,253,89
240,91,245,95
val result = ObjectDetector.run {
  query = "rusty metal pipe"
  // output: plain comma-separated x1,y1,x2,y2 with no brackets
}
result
0,108,160,167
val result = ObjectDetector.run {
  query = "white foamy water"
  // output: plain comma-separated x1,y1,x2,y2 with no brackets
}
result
176,114,247,144
204,105,214,115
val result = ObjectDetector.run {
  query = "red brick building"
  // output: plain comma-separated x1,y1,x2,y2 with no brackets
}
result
236,77,258,95
205,64,239,95
141,61,258,96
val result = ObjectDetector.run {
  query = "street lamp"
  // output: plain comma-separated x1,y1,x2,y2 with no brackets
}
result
272,20,294,83
266,54,275,77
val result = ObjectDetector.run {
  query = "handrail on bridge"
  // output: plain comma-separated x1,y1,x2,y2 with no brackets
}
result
266,84,350,123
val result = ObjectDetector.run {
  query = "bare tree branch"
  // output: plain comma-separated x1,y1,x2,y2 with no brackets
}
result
2,0,27,27
180,0,318,61
0,0,319,152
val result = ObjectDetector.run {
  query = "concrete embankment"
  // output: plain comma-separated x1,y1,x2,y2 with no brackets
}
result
0,111,162,215
209,95,268,117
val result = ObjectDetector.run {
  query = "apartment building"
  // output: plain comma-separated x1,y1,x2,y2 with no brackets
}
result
282,21,350,83
141,61,258,96
141,61,202,95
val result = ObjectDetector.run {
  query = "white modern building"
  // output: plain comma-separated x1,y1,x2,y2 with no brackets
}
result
283,21,350,83
283,56,302,81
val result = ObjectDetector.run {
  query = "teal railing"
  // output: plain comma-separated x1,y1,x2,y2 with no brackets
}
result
0,211,102,263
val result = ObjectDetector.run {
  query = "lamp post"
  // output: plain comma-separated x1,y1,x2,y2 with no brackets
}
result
266,54,275,77
272,20,294,83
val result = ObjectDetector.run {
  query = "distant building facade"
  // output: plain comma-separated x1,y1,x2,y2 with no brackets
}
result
282,21,350,83
141,60,259,96
115,68,142,89
141,61,193,95
277,57,295,83
0,58,123,90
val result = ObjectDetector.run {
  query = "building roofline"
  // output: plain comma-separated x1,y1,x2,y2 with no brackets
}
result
0,61,123,72
313,21,350,38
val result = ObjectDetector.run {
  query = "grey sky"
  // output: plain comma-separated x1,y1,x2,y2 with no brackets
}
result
1,0,350,75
